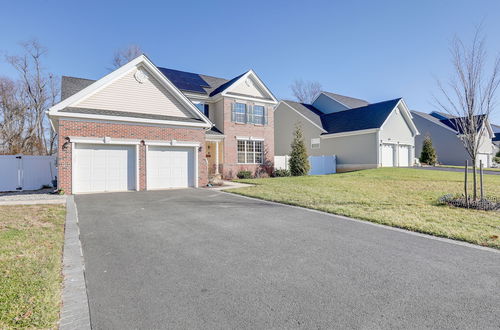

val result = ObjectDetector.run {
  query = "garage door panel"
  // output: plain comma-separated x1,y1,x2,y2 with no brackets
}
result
381,144,395,167
398,145,410,167
74,144,136,193
147,146,195,189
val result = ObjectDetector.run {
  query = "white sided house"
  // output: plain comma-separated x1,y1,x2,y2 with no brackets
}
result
274,92,419,172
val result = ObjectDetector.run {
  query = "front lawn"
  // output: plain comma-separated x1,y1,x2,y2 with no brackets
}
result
232,168,500,249
0,205,66,329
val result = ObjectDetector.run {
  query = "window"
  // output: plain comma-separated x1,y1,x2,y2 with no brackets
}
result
252,105,265,125
195,103,209,117
232,103,246,123
311,138,320,149
237,140,264,164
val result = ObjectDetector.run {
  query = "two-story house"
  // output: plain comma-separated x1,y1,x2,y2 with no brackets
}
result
48,55,277,194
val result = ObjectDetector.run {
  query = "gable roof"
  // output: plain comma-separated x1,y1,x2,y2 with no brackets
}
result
49,55,212,128
281,100,325,131
411,110,458,132
321,98,401,134
157,67,230,95
282,98,407,135
413,110,493,137
321,91,369,109
61,76,95,101
208,72,247,97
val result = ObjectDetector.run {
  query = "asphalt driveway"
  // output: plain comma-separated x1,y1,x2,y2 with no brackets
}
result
75,189,500,329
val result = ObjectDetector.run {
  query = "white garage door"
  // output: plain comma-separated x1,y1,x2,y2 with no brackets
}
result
476,154,489,168
398,145,411,167
147,146,195,189
74,144,136,193
381,144,395,167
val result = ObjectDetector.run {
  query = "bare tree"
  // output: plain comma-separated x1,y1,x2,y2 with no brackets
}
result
0,40,59,155
291,79,322,104
435,27,500,199
111,44,143,69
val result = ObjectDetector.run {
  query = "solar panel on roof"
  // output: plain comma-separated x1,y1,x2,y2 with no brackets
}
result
157,67,210,94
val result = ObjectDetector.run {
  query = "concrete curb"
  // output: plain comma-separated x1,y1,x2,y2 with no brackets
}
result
0,199,66,206
59,196,91,330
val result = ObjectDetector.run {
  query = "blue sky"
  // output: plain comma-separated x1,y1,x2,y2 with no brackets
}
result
1,0,500,123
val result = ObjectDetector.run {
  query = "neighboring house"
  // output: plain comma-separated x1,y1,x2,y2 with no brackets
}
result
492,124,500,150
411,111,496,167
48,55,277,194
275,92,419,172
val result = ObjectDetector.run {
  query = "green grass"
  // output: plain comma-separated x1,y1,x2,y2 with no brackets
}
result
437,164,500,172
232,168,500,249
0,205,66,329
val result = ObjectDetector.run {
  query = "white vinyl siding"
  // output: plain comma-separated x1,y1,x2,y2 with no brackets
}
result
230,78,266,98
237,140,263,164
75,68,191,118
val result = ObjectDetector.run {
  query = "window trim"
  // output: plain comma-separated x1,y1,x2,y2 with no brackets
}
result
311,138,320,149
237,139,264,164
232,102,247,124
252,105,265,125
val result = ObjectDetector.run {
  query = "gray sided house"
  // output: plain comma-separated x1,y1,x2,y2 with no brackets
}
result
411,111,496,167
275,92,419,172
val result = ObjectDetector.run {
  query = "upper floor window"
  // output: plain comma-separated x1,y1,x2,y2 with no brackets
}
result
232,103,266,125
195,102,209,117
232,103,247,123
251,105,265,125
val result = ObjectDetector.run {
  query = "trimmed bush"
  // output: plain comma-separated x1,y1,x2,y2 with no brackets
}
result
289,125,310,176
236,170,252,179
419,136,437,165
273,169,291,177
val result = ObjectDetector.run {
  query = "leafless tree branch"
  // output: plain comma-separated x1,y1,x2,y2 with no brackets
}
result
290,79,322,104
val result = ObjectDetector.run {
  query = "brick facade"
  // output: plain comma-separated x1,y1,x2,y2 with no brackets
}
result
220,97,275,178
58,119,207,194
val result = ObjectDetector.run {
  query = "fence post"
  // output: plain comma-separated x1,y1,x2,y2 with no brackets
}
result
480,160,484,201
464,160,468,208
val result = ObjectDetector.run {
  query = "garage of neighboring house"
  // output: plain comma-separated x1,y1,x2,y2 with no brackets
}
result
381,143,412,167
381,143,396,167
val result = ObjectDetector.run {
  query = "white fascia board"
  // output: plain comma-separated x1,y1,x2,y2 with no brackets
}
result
221,70,278,104
321,128,379,139
280,101,327,133
206,135,225,141
48,54,213,128
144,140,200,147
69,136,141,145
235,136,265,141
50,113,210,128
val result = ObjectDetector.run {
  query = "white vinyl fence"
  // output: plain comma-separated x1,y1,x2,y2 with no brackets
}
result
0,155,57,192
275,155,336,175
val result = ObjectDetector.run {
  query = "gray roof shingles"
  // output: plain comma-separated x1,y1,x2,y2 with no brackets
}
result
60,107,203,123
283,98,401,135
321,91,369,109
